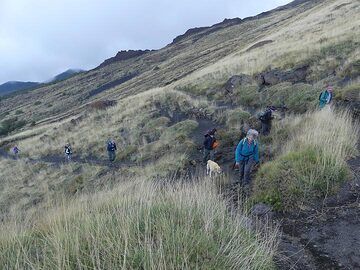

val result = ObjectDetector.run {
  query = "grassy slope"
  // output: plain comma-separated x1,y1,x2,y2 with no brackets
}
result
0,0,359,267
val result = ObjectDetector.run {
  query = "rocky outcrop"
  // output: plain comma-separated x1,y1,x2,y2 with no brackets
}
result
224,74,256,94
172,18,242,44
98,50,152,68
256,65,309,86
246,40,273,52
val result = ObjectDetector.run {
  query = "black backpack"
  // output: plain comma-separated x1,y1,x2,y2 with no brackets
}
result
259,110,272,122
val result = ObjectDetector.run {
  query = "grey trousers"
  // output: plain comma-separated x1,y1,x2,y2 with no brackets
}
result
203,149,214,163
108,151,116,162
239,157,254,185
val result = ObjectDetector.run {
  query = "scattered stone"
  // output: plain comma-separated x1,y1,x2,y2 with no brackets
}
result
224,74,255,94
251,203,273,218
255,65,309,86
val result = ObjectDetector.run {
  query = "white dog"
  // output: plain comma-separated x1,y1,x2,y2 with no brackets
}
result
206,160,222,177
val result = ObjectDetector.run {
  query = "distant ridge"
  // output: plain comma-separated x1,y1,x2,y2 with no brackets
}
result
0,69,84,97
0,81,40,96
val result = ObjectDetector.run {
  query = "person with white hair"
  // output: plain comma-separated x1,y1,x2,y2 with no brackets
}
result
235,129,260,187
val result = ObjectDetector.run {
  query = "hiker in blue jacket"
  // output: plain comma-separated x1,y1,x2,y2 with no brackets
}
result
319,85,333,109
235,129,260,186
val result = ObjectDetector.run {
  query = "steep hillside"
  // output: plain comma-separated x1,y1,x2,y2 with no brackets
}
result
0,0,359,269
1,0,358,125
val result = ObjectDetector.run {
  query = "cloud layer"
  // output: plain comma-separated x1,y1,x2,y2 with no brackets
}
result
0,0,290,83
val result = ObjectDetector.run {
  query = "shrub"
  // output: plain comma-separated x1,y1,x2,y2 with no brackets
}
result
233,86,261,108
0,117,27,136
264,83,320,113
34,101,42,106
253,109,358,210
253,147,350,210
15,110,24,115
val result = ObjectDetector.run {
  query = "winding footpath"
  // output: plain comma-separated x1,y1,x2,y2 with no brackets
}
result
0,148,136,169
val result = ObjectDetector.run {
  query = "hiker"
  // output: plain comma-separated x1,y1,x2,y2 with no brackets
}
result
235,129,260,187
319,85,333,109
64,143,73,161
107,139,117,162
12,146,20,158
203,128,217,163
258,106,276,136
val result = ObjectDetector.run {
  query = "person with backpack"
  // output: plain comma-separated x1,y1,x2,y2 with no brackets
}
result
107,139,117,162
203,128,217,163
258,106,276,136
235,129,260,187
319,85,333,109
12,146,20,158
64,143,73,161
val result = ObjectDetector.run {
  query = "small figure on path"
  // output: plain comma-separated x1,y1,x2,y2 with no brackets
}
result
12,146,20,158
258,106,276,136
203,128,218,163
64,143,73,162
319,85,333,109
107,139,117,162
235,129,260,187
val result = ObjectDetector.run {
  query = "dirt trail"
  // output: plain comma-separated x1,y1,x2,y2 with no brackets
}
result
275,152,360,270
0,148,136,169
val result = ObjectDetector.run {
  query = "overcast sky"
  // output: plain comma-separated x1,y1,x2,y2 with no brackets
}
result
0,0,291,84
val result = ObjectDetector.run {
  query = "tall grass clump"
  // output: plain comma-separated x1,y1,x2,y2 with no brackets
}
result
253,108,359,210
0,177,277,269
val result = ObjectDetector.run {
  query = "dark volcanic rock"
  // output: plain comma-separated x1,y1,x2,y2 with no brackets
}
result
172,18,242,44
256,65,309,86
251,203,274,218
224,74,255,94
99,50,152,68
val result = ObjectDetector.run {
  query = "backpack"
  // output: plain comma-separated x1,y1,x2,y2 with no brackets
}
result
259,110,272,122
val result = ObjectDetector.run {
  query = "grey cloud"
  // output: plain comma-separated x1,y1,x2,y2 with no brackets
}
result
0,0,291,83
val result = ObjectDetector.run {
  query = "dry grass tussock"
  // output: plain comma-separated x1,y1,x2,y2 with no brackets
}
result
285,107,358,161
0,176,278,269
0,159,104,220
254,108,359,210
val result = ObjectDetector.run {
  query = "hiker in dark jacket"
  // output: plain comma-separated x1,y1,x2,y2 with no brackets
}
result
259,106,276,135
235,129,259,186
107,139,117,162
203,128,217,163
319,85,333,109
64,144,73,161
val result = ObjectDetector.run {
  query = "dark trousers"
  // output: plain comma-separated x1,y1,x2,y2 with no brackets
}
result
203,148,214,163
239,157,254,185
261,122,271,136
108,151,116,162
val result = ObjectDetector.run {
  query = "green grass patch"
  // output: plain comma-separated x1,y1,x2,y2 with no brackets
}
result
253,147,350,211
0,117,27,136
